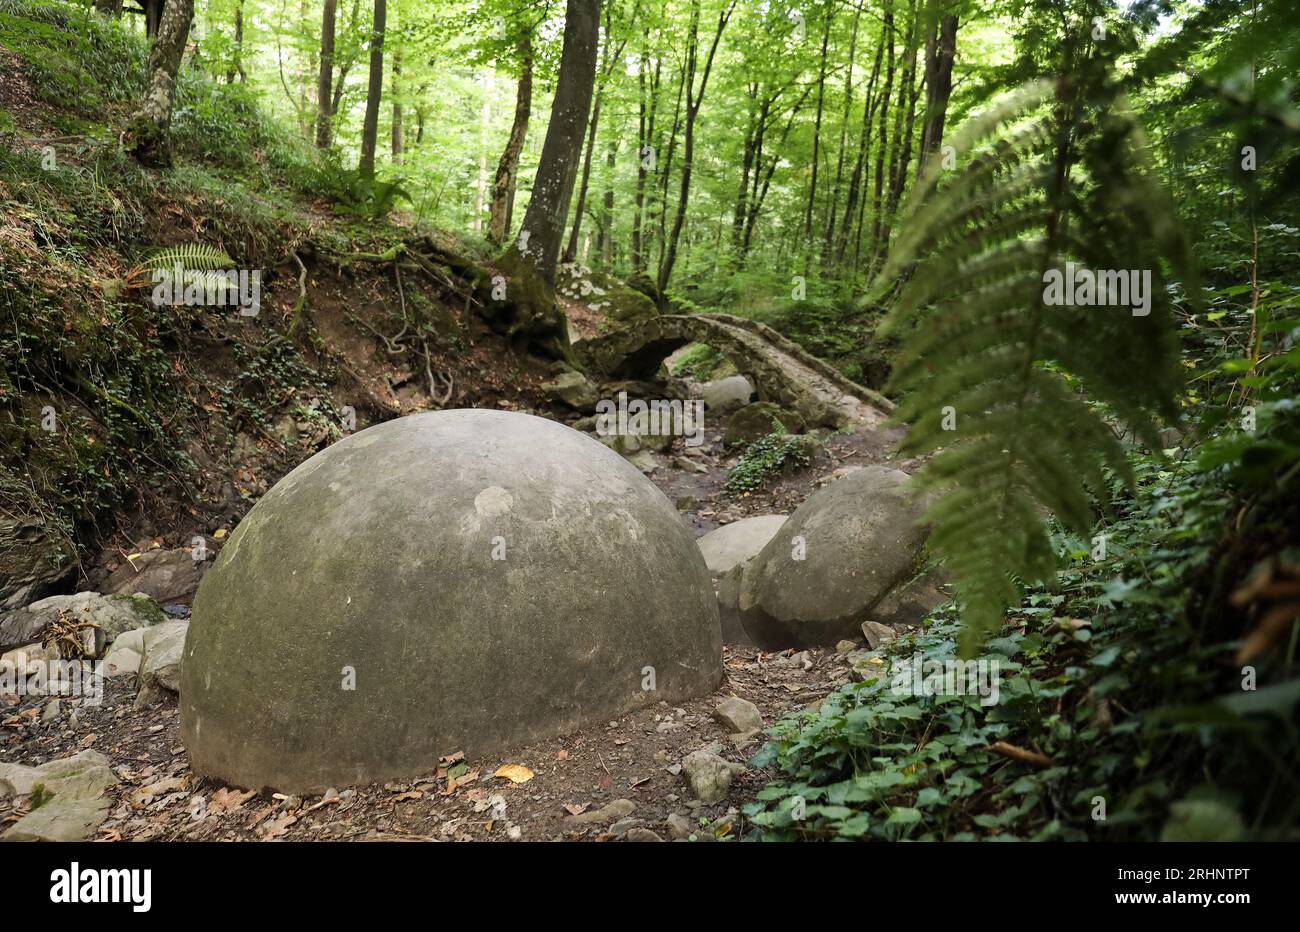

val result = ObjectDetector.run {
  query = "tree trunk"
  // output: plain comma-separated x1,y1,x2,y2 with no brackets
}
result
917,11,958,176
563,80,603,262
824,3,860,260
143,0,163,37
599,138,618,266
488,37,533,247
125,0,194,166
391,46,403,163
732,84,760,255
230,0,246,84
837,26,885,264
631,45,659,275
315,0,336,147
655,63,685,278
802,5,833,259
658,0,735,297
94,0,123,17
504,0,600,287
357,0,387,180
475,67,493,231
869,2,897,265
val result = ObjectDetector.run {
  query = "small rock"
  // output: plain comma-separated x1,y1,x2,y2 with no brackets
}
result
541,370,600,410
567,798,637,825
862,621,896,650
681,750,745,804
42,698,62,723
664,812,693,840
0,749,118,841
106,549,206,604
625,828,663,842
713,696,763,734
835,639,858,654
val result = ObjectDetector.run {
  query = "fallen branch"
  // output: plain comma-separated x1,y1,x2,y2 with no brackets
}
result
987,741,1053,768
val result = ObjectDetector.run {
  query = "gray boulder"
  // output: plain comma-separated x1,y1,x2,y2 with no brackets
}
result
542,370,600,410
715,564,752,646
0,516,74,610
105,548,206,603
699,375,755,417
102,626,150,678
737,466,930,649
0,750,118,842
713,696,762,734
696,516,788,576
181,410,722,793
140,620,187,693
0,591,164,655
699,516,788,646
868,572,950,629
724,402,805,449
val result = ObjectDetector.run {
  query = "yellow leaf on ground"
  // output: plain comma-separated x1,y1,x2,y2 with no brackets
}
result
494,764,535,784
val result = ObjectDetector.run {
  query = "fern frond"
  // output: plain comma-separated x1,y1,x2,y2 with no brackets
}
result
139,244,234,273
873,75,1199,654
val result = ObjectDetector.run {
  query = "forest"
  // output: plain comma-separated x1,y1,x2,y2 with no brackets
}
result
0,0,1297,865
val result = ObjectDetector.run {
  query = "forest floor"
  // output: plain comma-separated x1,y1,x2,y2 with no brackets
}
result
1,418,910,842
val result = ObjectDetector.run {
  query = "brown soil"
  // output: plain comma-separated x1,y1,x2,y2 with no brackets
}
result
1,642,866,842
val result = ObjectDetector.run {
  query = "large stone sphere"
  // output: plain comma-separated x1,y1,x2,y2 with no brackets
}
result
181,409,721,792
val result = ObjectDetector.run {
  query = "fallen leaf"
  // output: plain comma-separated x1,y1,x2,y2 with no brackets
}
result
494,764,535,784
259,813,297,839
556,749,569,761
562,802,589,816
444,770,479,794
209,787,256,814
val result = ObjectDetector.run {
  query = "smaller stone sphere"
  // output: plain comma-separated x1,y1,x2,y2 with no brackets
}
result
181,410,721,792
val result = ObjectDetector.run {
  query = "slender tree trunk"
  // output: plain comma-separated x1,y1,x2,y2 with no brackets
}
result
656,63,685,278
742,84,812,258
802,4,833,258
94,0,123,17
631,46,660,275
564,78,604,262
824,3,860,260
125,0,195,166
330,0,361,125
475,67,493,230
506,0,601,288
658,0,735,297
836,26,885,263
144,0,163,37
600,138,617,266
488,37,533,247
732,84,759,255
869,2,897,264
391,46,403,163
357,0,387,180
917,11,958,176
316,0,337,147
